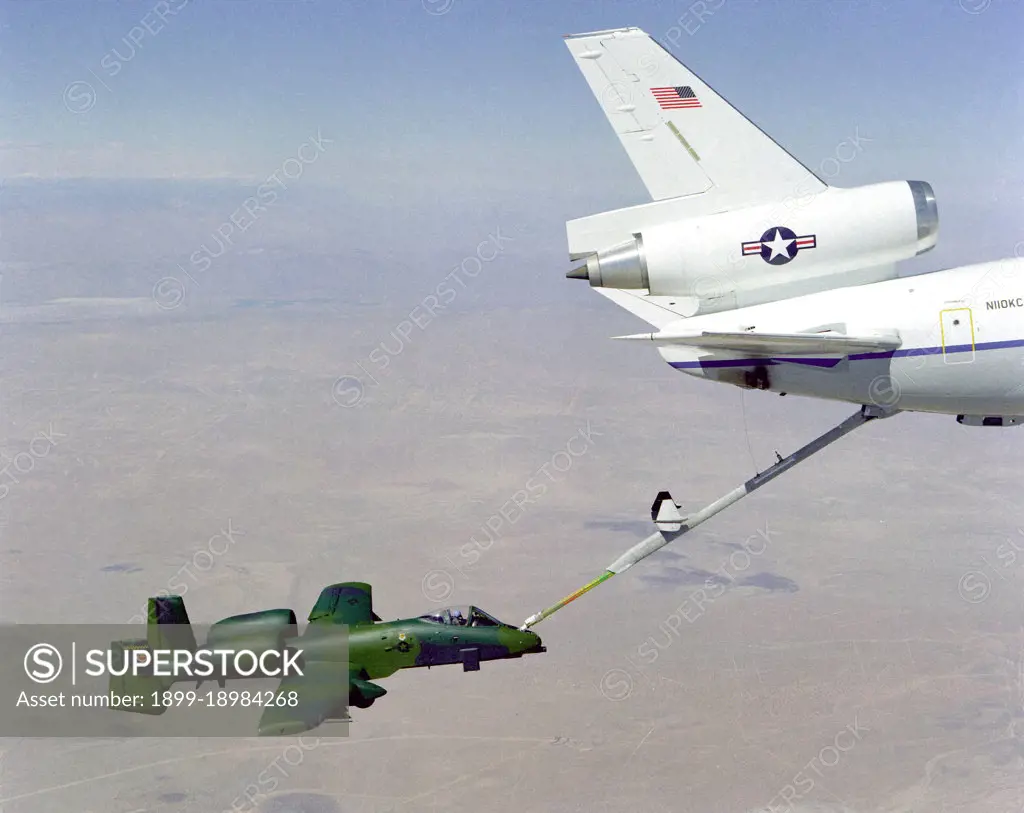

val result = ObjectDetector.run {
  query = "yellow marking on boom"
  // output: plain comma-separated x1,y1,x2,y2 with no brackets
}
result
523,570,615,628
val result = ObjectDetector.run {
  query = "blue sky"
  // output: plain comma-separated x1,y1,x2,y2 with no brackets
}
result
1,0,1022,297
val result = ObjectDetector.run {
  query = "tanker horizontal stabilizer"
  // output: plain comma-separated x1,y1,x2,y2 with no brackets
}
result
614,328,903,356
593,287,699,328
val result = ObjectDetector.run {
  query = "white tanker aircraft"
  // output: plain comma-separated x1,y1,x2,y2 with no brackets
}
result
520,28,1024,627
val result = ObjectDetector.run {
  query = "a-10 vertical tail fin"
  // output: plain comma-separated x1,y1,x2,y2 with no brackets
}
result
108,595,193,717
146,595,197,652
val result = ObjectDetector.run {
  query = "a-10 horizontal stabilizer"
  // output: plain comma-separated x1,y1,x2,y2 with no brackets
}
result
651,491,685,532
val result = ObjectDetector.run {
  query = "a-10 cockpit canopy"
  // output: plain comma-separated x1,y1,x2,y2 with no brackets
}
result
417,606,503,627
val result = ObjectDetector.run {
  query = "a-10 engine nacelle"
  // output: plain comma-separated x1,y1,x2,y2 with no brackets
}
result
569,181,938,314
205,608,299,652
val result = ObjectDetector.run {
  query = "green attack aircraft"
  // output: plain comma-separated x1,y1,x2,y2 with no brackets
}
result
110,582,546,736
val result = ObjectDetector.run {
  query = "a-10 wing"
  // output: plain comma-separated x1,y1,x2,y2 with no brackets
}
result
257,661,353,737
307,582,381,627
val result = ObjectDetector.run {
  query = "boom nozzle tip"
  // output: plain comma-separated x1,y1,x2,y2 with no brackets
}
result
521,613,541,630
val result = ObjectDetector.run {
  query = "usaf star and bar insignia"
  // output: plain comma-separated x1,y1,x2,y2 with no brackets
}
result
742,226,817,265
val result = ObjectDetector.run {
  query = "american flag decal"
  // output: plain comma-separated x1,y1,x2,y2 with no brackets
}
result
651,86,702,110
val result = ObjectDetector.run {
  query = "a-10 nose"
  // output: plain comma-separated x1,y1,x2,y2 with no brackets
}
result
514,628,546,655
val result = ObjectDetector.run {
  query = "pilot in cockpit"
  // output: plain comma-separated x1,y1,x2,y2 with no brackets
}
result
418,606,502,627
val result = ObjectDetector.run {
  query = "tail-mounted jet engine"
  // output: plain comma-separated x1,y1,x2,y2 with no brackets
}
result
568,181,938,314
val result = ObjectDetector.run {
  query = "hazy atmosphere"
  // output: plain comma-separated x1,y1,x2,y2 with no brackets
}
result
1,1,1022,811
